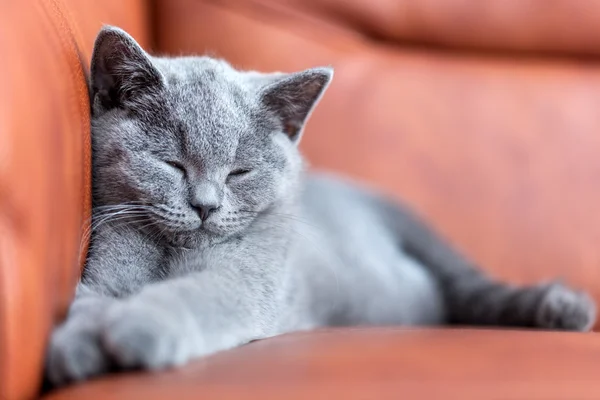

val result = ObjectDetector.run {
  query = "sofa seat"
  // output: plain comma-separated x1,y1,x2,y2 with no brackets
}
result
43,328,600,400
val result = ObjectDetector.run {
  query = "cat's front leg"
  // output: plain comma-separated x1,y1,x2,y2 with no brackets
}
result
47,225,166,385
100,268,280,370
46,286,117,385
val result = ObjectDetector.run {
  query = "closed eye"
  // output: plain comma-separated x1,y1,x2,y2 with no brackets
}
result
165,161,186,175
227,168,251,180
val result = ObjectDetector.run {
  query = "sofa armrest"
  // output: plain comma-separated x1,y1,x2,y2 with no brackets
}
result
0,1,151,399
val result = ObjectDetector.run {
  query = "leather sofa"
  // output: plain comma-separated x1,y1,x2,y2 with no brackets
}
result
2,1,600,399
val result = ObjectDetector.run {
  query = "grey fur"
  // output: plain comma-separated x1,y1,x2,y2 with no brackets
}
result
46,26,597,386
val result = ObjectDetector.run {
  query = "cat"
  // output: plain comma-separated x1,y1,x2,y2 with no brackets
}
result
46,26,597,386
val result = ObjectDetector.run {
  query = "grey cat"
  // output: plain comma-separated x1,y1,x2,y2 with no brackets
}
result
46,26,597,386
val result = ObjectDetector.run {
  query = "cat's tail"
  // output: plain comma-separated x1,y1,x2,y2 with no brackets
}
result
377,198,596,331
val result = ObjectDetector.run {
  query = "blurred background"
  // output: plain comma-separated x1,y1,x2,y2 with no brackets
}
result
2,1,600,399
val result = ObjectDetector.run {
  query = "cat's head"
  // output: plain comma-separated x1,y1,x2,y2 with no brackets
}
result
90,26,332,244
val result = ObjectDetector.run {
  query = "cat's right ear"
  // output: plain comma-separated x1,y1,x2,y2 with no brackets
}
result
90,26,164,115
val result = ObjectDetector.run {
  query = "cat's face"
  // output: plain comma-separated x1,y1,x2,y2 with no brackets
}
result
90,27,332,244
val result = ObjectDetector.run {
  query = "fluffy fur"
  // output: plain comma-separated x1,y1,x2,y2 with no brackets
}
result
46,26,597,386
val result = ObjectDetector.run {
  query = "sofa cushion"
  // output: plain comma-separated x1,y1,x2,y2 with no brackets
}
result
42,328,600,400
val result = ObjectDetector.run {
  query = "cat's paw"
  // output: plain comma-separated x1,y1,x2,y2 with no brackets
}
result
46,318,110,386
536,282,597,331
101,300,196,370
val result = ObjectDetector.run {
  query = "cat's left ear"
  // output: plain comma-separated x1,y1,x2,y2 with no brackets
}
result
90,26,164,114
258,67,333,143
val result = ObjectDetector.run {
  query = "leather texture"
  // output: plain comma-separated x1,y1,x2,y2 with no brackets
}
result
0,1,149,399
2,0,600,399
43,328,600,400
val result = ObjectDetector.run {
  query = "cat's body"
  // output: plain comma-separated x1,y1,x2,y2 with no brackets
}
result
81,174,444,332
46,26,596,386
281,174,445,330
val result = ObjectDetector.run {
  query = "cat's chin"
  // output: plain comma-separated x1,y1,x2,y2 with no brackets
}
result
199,218,250,237
167,231,202,249
165,225,240,249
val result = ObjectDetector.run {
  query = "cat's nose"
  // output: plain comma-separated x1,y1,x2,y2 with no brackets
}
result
190,200,218,221
190,181,222,221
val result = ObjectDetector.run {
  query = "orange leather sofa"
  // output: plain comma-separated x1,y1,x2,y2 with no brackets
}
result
2,1,600,399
